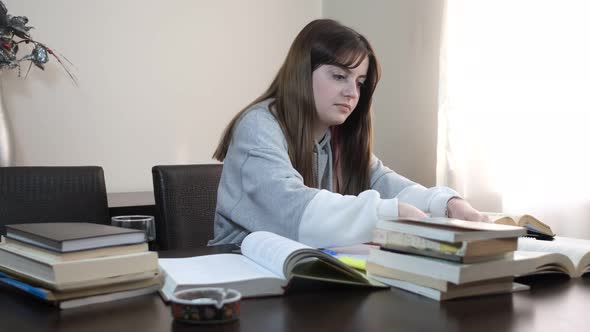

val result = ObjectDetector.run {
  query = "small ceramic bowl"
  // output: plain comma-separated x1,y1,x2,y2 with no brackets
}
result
170,288,241,324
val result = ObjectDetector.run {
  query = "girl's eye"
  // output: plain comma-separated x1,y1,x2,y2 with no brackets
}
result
332,74,346,81
357,81,365,88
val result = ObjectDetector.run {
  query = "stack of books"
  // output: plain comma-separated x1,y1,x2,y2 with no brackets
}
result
0,222,161,309
366,217,535,301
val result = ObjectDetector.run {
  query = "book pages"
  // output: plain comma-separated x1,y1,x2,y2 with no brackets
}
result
241,231,311,279
518,237,590,277
159,254,278,285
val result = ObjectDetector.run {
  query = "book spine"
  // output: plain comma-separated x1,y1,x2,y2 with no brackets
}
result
373,229,465,255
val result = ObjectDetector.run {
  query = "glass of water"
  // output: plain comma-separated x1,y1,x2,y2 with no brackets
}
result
111,215,156,243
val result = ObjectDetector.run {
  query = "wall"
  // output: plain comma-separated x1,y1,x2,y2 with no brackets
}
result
2,0,322,192
3,0,442,192
323,0,444,187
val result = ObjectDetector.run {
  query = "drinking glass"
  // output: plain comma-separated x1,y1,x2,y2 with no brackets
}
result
111,215,156,242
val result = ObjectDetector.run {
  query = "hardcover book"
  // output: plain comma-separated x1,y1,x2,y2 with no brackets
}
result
367,248,540,284
0,236,148,262
372,228,517,263
376,218,526,243
5,223,146,252
369,273,529,301
0,271,163,309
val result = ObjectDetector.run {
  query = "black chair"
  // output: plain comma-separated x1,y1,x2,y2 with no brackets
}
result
0,166,110,235
152,164,222,250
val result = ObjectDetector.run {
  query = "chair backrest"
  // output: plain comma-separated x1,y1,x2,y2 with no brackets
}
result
151,164,222,250
0,166,110,235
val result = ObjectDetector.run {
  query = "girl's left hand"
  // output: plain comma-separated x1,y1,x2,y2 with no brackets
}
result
446,198,490,222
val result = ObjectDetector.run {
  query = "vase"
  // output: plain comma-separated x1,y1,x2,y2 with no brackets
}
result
0,82,14,167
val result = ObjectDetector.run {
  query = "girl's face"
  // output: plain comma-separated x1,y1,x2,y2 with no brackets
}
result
312,57,369,138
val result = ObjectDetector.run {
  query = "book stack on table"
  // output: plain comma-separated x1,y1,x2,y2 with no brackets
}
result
0,222,161,309
366,217,535,301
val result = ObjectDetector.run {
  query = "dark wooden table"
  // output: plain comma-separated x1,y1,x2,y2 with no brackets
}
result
1,245,589,332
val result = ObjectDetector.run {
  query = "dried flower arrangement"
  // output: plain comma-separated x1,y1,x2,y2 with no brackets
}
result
0,1,76,83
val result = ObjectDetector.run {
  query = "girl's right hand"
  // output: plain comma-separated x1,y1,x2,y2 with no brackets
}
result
398,202,428,219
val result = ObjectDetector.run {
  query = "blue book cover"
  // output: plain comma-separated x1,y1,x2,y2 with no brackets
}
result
0,271,49,300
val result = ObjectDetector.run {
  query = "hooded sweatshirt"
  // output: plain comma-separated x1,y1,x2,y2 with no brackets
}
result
209,99,459,248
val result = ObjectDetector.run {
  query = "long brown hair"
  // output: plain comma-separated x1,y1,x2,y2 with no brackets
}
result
213,19,381,195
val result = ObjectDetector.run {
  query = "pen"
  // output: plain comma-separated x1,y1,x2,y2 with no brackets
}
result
321,249,338,256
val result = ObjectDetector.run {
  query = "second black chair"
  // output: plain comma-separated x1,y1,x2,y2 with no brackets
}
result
152,164,222,250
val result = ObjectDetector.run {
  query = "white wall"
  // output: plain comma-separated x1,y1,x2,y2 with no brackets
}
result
323,0,444,187
3,0,441,193
2,0,321,192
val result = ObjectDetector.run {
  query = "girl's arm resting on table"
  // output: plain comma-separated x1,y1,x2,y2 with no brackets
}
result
298,189,398,248
369,155,460,217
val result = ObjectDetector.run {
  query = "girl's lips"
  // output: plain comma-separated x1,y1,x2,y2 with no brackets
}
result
335,104,352,111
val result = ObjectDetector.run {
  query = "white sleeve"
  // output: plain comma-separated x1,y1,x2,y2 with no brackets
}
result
297,189,398,248
369,155,460,217
396,184,459,217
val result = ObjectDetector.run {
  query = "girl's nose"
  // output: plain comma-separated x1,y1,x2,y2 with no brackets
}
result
343,81,359,98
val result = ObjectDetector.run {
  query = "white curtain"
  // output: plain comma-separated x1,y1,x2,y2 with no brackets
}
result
437,0,590,237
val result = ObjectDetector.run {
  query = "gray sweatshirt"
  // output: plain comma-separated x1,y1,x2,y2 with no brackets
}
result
209,99,459,247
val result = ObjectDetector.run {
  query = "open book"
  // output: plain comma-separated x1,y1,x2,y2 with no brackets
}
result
486,213,555,239
158,231,384,300
517,236,590,278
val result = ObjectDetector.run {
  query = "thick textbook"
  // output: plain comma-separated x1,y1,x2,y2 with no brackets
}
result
372,228,517,263
0,266,159,292
0,236,148,262
159,231,384,300
369,274,529,301
5,223,146,252
0,271,163,309
487,213,555,238
367,248,540,284
366,261,505,292
0,241,159,290
376,218,526,243
517,236,590,277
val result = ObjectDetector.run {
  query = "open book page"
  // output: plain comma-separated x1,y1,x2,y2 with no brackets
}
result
484,212,520,225
485,213,554,236
515,251,575,276
241,232,379,286
241,231,311,279
158,254,279,285
518,237,590,277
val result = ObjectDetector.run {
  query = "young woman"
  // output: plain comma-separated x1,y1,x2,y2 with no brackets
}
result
210,19,487,248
